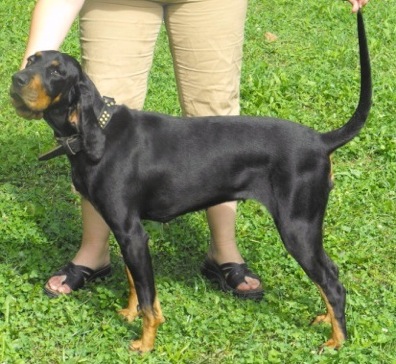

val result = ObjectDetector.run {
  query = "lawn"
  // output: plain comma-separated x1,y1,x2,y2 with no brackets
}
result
0,0,395,363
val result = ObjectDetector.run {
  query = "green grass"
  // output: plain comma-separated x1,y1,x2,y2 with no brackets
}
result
1,0,395,363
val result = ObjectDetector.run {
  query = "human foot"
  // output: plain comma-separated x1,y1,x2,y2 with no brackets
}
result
201,257,264,301
44,262,112,297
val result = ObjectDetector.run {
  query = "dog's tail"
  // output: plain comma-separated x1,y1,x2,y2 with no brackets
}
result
321,10,372,153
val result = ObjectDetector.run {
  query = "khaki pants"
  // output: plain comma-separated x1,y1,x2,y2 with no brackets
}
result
80,0,247,116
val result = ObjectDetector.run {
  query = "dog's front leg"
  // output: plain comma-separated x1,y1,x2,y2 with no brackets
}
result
119,267,165,333
131,296,165,353
115,219,165,353
119,267,141,322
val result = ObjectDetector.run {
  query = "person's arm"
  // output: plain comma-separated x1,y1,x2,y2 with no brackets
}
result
21,0,85,68
347,0,369,13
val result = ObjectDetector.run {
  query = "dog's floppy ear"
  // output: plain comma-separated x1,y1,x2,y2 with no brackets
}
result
77,75,106,162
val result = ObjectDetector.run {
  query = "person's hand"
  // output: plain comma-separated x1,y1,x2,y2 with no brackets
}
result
348,0,369,13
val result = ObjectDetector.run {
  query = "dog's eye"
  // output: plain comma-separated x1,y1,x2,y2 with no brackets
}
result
50,68,60,76
26,56,35,67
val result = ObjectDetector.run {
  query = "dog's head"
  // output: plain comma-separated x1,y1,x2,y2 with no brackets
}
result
10,51,82,121
10,51,107,162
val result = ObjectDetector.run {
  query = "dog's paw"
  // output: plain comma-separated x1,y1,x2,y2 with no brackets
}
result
311,312,332,325
130,339,154,353
318,338,342,354
118,307,139,322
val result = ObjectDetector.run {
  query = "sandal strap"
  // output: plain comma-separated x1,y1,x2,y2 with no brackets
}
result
201,258,264,300
53,262,95,291
219,262,261,289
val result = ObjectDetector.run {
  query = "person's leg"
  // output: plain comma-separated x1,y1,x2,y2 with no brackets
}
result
165,0,262,296
80,0,164,107
45,199,111,295
45,0,164,295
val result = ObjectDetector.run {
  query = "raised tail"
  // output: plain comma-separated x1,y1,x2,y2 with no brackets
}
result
321,10,372,153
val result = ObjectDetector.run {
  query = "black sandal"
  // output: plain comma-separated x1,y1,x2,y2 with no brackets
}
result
44,262,112,298
201,258,264,301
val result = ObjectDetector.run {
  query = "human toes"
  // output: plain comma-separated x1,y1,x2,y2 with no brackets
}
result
236,276,261,291
46,275,72,294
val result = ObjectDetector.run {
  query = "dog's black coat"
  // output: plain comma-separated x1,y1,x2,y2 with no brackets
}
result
10,12,371,351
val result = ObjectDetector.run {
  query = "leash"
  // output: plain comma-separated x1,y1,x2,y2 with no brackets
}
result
39,96,116,161
38,135,83,161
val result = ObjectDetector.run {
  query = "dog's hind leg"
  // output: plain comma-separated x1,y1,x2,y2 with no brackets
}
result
312,279,346,353
271,188,346,351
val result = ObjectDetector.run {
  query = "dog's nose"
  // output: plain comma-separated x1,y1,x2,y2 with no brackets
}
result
12,73,29,87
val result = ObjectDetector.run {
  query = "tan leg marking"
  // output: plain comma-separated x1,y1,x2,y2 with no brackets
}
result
313,285,345,351
119,268,165,352
118,268,140,322
130,299,165,353
329,154,335,185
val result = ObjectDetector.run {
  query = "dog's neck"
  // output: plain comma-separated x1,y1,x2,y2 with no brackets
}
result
43,104,77,137
40,104,82,161
38,96,116,161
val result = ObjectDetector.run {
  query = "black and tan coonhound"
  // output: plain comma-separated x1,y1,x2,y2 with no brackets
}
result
10,12,371,353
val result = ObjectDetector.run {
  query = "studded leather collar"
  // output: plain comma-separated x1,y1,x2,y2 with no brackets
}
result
39,96,116,161
97,96,116,129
